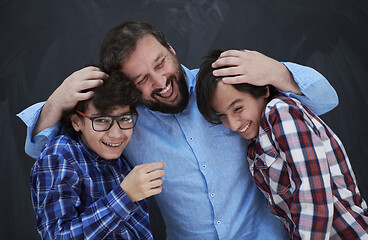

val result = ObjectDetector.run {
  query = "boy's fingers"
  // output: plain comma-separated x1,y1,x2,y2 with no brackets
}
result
149,178,164,188
148,169,165,180
143,162,166,173
148,186,163,197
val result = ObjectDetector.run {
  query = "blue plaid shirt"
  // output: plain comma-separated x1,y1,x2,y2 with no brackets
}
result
30,134,153,240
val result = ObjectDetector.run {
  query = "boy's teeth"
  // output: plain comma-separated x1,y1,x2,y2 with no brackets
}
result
104,142,122,147
239,122,251,133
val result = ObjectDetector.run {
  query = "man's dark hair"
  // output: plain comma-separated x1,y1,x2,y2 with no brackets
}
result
196,49,276,124
100,20,170,73
61,68,141,139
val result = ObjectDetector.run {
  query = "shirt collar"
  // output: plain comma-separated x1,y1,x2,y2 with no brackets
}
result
181,64,195,93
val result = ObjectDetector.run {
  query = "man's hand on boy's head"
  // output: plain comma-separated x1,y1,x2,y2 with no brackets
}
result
47,66,107,113
120,162,166,202
33,66,107,136
211,49,301,95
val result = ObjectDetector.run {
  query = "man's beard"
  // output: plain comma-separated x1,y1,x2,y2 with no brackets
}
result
140,66,189,114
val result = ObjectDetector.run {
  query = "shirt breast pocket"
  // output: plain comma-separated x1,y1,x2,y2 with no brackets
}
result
253,152,291,195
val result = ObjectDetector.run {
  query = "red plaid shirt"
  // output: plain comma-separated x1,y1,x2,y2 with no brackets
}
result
248,94,368,239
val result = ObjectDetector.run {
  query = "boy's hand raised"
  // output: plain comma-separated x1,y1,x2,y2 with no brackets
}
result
120,162,166,202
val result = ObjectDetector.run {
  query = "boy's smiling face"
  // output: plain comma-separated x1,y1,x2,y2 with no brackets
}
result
71,102,133,160
211,81,269,140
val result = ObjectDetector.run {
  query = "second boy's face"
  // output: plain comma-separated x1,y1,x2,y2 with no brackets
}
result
72,103,133,160
211,82,269,140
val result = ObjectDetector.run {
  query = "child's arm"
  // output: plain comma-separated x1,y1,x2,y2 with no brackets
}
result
30,155,163,239
265,100,334,239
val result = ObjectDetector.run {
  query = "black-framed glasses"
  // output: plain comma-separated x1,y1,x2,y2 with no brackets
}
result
75,109,138,132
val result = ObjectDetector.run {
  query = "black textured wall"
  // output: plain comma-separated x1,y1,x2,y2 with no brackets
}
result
1,1,367,239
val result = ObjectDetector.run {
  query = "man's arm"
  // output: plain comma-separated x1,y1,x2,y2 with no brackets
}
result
17,66,106,158
212,49,338,115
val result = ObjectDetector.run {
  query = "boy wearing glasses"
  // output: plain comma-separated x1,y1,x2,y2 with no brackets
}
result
30,70,165,239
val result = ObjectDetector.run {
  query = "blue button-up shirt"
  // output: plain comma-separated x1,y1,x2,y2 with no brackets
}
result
18,63,338,239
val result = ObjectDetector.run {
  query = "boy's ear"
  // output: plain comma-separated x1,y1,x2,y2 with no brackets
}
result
71,114,82,132
264,86,270,99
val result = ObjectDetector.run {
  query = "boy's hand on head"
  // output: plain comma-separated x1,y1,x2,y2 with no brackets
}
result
120,162,166,202
212,50,301,94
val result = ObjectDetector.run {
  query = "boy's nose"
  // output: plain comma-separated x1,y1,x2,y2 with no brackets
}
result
228,117,241,132
107,121,123,137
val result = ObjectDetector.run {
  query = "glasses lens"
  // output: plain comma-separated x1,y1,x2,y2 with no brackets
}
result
118,114,137,129
93,117,113,131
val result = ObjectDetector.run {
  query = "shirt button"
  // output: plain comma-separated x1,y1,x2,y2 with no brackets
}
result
216,220,221,225
211,193,215,197
202,165,206,169
189,137,193,141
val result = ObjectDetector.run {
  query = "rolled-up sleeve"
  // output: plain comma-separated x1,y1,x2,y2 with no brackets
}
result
282,62,338,115
17,102,61,159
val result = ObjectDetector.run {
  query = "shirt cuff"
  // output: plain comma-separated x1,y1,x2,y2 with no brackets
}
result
17,101,60,158
281,62,338,115
104,186,139,221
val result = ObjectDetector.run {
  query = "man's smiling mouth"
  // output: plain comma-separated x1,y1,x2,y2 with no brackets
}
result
156,80,173,98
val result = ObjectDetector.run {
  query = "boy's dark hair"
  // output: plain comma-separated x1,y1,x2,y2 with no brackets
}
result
100,20,170,73
61,68,141,139
196,49,276,124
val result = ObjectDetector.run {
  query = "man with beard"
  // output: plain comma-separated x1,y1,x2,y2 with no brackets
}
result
19,21,338,239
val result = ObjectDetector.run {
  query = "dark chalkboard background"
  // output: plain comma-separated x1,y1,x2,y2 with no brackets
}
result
2,1,368,239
